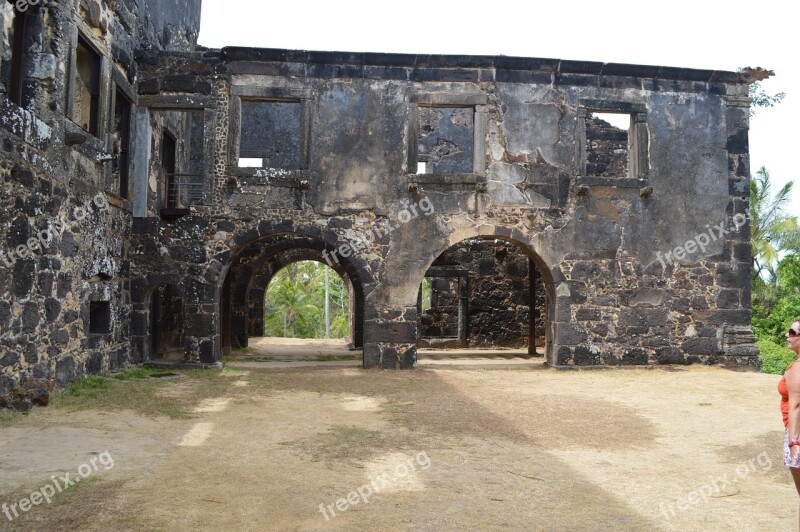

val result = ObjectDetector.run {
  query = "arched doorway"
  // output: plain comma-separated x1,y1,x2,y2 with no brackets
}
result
417,236,552,358
220,233,366,361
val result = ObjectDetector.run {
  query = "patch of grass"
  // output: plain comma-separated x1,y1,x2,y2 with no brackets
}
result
112,367,170,380
51,368,232,420
0,475,122,531
183,368,217,379
220,366,248,377
233,347,252,354
314,354,360,361
230,355,274,362
0,410,25,428
66,376,110,398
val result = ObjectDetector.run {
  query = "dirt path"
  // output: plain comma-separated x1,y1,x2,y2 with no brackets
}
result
0,365,795,531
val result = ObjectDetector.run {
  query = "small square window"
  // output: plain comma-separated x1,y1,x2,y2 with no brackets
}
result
89,301,112,334
408,92,487,178
585,112,631,178
579,101,649,183
417,106,474,174
71,36,102,136
238,100,302,169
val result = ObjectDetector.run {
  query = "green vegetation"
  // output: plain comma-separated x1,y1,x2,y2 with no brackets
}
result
748,80,786,116
51,368,230,419
264,260,349,339
112,367,165,380
749,167,800,374
758,339,797,375
315,354,360,361
421,277,431,312
750,168,799,285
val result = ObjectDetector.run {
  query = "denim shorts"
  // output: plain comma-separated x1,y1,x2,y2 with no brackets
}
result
784,430,800,467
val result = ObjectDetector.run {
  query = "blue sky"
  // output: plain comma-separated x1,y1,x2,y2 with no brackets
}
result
198,0,797,212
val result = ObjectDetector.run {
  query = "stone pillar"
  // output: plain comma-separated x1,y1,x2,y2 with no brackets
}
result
717,89,760,367
363,306,418,369
183,277,221,365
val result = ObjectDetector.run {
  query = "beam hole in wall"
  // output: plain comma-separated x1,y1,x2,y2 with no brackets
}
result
89,301,112,334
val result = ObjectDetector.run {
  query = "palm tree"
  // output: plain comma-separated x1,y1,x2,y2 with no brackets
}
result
750,167,799,278
750,167,800,308
266,265,320,337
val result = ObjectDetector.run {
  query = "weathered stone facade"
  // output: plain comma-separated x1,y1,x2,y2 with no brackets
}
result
0,0,201,405
2,0,766,404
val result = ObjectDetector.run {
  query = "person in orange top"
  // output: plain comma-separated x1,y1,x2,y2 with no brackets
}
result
780,319,800,504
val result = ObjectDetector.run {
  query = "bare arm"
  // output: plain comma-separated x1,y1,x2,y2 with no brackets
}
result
787,364,800,457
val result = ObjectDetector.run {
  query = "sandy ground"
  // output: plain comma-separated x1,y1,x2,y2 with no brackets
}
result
0,363,796,531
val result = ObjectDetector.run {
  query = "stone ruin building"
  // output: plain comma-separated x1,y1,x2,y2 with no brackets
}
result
1,0,764,405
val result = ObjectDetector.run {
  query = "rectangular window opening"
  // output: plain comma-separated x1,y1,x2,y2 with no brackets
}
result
585,111,631,178
416,161,427,175
417,106,474,174
239,100,302,170
113,87,131,199
89,301,112,334
157,110,206,217
71,36,102,136
6,9,29,106
161,131,177,210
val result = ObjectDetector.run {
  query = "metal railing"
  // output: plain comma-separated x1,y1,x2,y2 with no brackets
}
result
166,173,205,209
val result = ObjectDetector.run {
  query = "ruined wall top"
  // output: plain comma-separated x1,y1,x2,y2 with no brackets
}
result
217,46,753,88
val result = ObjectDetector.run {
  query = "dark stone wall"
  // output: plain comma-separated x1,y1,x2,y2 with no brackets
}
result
585,115,628,178
418,107,474,174
0,0,201,404
421,277,461,340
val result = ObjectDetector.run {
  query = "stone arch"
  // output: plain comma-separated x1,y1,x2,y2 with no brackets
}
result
218,229,371,360
246,248,361,348
413,224,558,364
